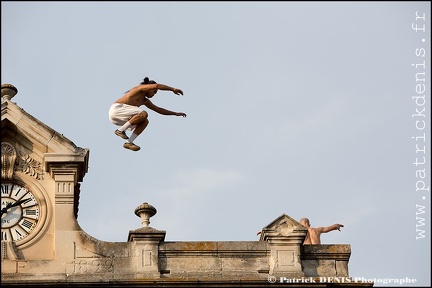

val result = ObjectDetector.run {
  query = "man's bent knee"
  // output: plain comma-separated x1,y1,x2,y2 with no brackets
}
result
130,112,148,124
138,111,148,120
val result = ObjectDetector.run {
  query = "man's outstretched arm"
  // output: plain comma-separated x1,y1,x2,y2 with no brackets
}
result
321,224,344,233
140,83,183,95
156,84,183,95
144,99,186,117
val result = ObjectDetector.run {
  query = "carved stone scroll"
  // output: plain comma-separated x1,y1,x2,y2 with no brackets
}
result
1,142,17,180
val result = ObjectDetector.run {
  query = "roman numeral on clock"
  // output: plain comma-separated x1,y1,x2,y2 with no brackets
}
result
21,219,34,230
24,209,38,216
14,229,24,240
1,183,12,196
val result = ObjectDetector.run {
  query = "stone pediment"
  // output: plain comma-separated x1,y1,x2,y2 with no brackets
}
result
259,213,307,241
2,95,80,155
1,85,89,181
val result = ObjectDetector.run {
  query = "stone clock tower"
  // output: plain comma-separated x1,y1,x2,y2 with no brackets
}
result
1,84,89,263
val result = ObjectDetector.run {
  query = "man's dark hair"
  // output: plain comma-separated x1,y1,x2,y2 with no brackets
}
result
141,77,157,85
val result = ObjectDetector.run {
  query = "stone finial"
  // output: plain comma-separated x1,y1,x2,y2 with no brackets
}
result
134,202,157,228
1,84,18,101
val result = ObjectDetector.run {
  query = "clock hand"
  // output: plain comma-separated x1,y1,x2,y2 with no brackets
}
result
9,198,30,208
0,198,30,216
1,203,13,216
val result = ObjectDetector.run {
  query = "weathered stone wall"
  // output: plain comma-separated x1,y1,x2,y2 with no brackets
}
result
1,216,365,287
159,241,269,277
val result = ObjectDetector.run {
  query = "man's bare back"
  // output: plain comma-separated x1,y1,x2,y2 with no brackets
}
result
300,218,344,245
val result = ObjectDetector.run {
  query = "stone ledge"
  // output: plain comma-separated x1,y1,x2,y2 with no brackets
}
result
301,245,351,260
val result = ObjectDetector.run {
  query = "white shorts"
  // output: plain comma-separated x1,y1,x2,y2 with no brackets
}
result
108,103,142,129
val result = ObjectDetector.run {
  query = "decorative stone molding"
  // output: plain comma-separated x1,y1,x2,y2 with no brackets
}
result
16,153,44,180
1,142,16,180
1,240,18,260
1,142,44,180
259,214,307,278
44,152,89,183
74,147,87,157
1,241,19,261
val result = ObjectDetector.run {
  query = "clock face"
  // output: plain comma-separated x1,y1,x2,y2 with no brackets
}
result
1,182,40,242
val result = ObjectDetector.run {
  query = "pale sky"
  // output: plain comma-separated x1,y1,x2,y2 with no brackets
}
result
1,1,430,287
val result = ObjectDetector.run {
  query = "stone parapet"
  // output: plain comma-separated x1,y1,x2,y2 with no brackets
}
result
301,244,351,277
159,241,269,277
1,203,372,287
